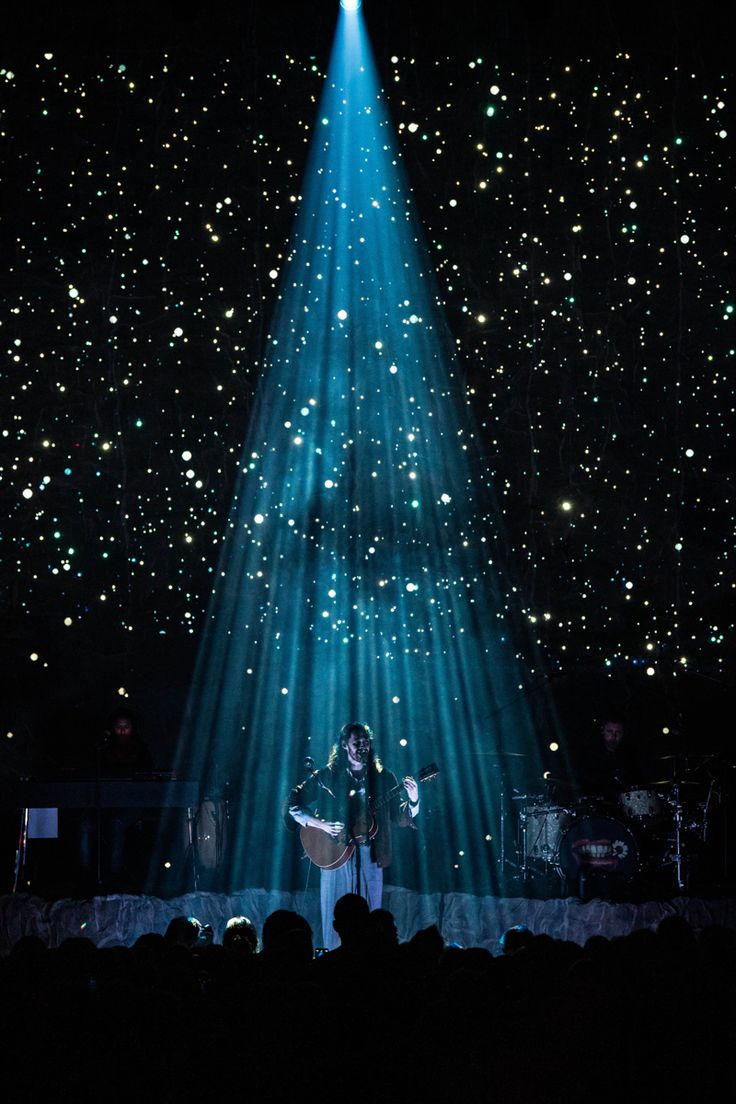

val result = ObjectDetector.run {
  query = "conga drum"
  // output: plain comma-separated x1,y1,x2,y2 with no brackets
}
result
185,799,228,870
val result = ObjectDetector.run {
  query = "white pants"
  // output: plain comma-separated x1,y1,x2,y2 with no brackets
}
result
319,843,383,950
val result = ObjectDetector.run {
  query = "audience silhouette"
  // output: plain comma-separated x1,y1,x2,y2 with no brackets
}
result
1,897,732,1101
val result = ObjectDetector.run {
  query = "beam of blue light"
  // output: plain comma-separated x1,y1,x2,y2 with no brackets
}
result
152,4,564,896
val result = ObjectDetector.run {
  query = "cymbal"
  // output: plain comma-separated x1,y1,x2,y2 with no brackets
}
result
472,750,528,757
656,753,716,761
649,778,701,787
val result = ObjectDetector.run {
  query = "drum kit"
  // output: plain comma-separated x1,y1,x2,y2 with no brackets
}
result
508,753,720,895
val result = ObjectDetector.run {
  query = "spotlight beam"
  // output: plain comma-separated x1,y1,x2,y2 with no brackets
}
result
154,1,561,897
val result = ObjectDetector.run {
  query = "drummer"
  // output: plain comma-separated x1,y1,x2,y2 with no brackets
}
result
579,714,642,803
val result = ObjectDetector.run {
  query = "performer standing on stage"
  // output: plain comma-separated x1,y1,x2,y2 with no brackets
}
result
288,722,419,950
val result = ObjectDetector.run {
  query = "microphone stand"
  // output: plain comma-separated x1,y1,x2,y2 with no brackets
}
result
294,757,337,899
353,758,370,902
94,732,107,890
185,804,199,892
220,781,231,870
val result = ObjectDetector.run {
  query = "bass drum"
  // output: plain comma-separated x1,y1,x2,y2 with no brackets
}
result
557,815,639,881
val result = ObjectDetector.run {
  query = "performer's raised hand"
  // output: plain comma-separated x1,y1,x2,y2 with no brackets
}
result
403,776,419,804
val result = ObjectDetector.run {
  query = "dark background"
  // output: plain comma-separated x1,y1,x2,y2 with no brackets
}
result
1,2,733,889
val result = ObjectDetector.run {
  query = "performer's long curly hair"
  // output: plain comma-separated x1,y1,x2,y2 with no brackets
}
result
327,721,383,773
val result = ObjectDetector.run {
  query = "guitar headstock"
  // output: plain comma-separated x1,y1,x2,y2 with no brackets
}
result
418,762,440,783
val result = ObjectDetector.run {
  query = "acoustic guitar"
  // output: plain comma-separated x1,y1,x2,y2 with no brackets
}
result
299,763,439,870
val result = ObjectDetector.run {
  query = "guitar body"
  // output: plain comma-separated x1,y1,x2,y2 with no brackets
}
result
299,826,354,870
300,816,377,870
297,764,439,870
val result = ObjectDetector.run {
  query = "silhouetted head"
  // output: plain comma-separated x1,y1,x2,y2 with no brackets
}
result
164,916,201,949
261,910,313,964
500,924,533,956
333,893,371,950
223,915,258,955
407,923,444,961
368,908,399,948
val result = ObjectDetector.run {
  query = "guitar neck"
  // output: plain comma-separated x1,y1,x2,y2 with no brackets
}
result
370,764,438,813
371,781,403,814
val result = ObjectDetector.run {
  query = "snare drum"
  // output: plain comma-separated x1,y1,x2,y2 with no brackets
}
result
618,788,662,821
524,804,570,862
557,815,639,880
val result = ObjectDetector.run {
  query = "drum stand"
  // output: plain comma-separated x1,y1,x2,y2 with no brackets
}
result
517,803,530,881
498,779,525,880
662,782,687,894
12,807,30,893
507,793,536,882
529,817,563,883
659,767,714,895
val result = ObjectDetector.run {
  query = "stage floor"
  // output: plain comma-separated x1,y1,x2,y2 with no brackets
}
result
2,886,735,954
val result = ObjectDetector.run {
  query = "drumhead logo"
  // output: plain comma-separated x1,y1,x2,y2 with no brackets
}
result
559,815,639,880
571,836,629,869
